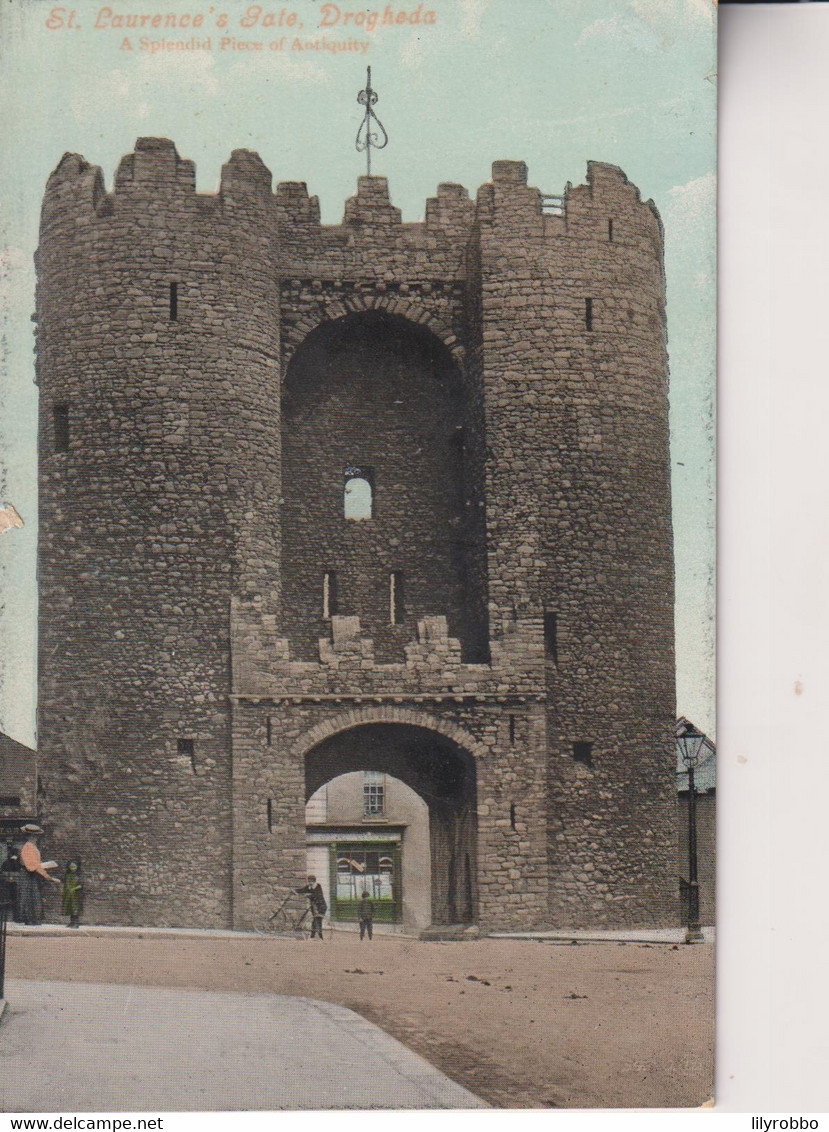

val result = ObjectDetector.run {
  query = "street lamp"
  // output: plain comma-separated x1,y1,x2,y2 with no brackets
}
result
676,719,706,944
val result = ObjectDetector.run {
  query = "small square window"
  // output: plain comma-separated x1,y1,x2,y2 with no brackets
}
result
177,738,195,771
573,741,593,768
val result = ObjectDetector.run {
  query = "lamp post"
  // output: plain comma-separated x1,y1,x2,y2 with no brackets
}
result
676,719,706,944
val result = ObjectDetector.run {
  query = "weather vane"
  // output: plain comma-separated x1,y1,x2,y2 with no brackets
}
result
355,67,388,176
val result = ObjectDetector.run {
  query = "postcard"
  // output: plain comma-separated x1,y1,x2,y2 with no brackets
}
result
0,0,716,1114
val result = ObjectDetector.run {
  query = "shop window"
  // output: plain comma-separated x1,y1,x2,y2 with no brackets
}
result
330,841,401,922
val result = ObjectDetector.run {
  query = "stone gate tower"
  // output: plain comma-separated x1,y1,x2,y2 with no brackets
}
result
35,138,677,930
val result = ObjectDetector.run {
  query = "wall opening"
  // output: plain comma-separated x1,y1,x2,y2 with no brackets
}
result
585,297,593,332
53,404,69,453
343,467,373,520
608,219,614,242
305,722,477,927
322,570,338,620
390,571,405,625
169,281,178,321
543,610,558,664
281,310,489,662
573,741,594,768
306,768,430,928
178,737,195,772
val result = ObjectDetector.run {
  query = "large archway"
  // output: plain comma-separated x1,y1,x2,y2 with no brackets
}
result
280,309,489,663
304,722,478,926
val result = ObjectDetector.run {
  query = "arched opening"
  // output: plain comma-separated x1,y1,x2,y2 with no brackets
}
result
306,770,430,929
281,310,489,662
304,722,478,927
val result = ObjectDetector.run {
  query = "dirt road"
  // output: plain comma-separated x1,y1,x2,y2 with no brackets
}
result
5,932,713,1109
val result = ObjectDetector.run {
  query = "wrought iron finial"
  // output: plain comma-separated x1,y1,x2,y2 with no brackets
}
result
355,67,388,176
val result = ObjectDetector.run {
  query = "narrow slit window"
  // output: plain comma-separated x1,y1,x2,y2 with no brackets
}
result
449,426,466,503
323,570,338,619
608,219,614,242
53,403,69,453
543,610,558,665
344,466,373,520
510,802,517,830
390,571,405,625
573,741,594,768
169,281,178,321
585,297,593,332
509,714,516,746
177,737,195,772
267,798,273,832
266,715,272,747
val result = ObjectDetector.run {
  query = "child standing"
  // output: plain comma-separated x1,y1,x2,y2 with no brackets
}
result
357,890,373,940
61,859,83,928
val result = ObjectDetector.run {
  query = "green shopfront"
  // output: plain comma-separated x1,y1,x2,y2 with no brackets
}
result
306,828,404,925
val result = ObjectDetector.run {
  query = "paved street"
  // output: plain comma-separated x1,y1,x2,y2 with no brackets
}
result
4,930,714,1108
0,979,486,1112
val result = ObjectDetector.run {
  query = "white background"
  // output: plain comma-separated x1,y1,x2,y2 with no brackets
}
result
717,1,829,1114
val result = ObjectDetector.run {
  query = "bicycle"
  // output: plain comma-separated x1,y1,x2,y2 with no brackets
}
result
256,888,332,940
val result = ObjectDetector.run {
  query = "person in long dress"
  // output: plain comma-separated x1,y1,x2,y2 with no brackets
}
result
18,824,60,925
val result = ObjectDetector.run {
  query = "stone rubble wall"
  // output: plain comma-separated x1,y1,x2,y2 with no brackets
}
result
35,138,677,929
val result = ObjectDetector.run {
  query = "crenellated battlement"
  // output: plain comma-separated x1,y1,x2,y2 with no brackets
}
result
39,137,662,251
229,601,546,701
36,134,676,934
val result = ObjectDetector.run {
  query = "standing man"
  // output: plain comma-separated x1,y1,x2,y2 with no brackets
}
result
295,875,327,940
18,824,60,925
357,890,374,941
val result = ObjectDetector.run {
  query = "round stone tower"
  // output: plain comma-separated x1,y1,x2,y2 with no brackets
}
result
36,141,677,931
36,139,283,924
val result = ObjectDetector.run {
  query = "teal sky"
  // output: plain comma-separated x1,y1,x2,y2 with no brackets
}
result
0,0,716,745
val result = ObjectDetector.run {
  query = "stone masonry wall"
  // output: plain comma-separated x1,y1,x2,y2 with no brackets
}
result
231,699,549,931
474,161,677,925
280,312,469,662
36,140,677,930
36,140,282,925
